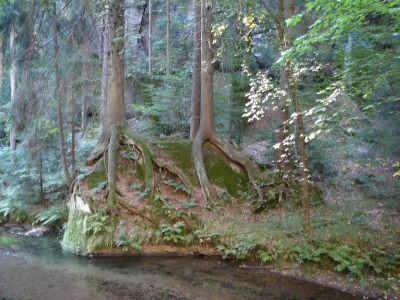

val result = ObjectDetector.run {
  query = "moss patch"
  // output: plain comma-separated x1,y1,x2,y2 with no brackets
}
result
203,142,249,198
87,171,107,189
156,140,198,186
61,213,88,254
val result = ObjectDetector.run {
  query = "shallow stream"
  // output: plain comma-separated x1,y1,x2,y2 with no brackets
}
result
0,225,363,300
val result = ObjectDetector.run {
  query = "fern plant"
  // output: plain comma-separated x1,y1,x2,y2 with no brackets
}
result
34,205,67,226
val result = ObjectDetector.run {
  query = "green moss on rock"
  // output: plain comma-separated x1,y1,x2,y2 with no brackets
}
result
61,212,88,254
203,142,249,198
87,171,107,189
157,140,198,186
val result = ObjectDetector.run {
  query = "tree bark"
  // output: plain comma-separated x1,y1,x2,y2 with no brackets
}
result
106,0,127,130
192,0,216,200
192,0,262,202
53,2,72,188
148,0,152,76
87,0,128,164
273,0,291,171
39,154,45,206
288,66,313,236
9,21,17,156
71,92,76,180
283,0,312,236
190,0,201,140
166,0,171,75
92,17,110,157
0,37,3,92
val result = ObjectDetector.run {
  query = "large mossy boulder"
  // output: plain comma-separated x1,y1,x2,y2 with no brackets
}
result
62,137,323,256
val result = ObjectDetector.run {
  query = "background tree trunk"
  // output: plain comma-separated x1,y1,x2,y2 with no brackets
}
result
166,0,171,75
9,21,16,156
148,0,152,76
0,37,3,92
53,2,72,187
274,0,291,171
71,91,76,180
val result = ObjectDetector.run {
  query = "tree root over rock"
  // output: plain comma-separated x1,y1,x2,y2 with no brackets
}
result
192,131,263,202
82,126,197,228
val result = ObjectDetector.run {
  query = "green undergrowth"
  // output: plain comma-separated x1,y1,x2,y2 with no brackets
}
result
197,202,399,294
60,135,398,296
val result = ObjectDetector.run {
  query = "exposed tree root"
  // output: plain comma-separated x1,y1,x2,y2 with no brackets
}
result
82,126,198,227
86,134,109,166
119,128,195,199
193,131,263,202
211,135,263,200
116,198,159,227
192,134,217,201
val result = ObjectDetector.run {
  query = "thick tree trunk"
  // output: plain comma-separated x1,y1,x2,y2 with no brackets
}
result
87,0,127,197
192,0,216,200
190,0,201,140
192,0,262,202
198,0,214,136
106,0,127,130
87,0,127,166
53,2,72,187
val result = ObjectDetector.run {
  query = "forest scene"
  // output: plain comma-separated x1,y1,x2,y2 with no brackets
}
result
0,0,399,298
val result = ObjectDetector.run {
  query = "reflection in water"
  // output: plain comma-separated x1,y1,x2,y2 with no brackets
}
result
0,226,362,300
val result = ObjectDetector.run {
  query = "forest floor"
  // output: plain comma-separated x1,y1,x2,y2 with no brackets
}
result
61,129,399,300
196,190,400,299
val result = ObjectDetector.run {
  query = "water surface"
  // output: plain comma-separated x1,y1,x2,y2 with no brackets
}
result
0,226,362,300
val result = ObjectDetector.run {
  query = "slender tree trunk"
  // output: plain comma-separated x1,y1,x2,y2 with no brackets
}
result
71,92,76,180
9,21,17,156
190,0,201,140
53,2,72,187
273,0,291,171
287,66,313,236
148,0,152,76
0,37,3,92
99,20,109,141
344,34,352,90
261,0,312,235
284,0,313,236
81,95,86,135
230,72,248,142
81,63,87,135
39,154,45,206
166,0,171,75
